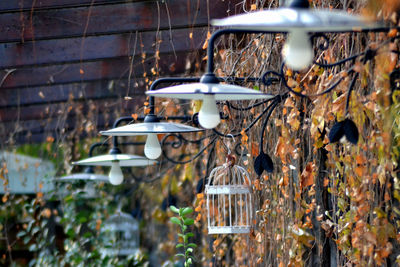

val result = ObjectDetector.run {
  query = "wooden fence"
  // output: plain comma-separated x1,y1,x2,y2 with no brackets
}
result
0,0,241,143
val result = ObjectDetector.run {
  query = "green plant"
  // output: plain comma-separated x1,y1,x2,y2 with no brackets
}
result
169,206,197,266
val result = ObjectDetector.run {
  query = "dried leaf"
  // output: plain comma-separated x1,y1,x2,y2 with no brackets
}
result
300,162,314,190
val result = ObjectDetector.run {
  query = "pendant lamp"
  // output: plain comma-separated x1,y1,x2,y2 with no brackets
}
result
212,0,380,70
146,74,274,129
73,147,156,185
100,114,203,160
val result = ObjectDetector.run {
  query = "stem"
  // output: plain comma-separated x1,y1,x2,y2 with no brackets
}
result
181,217,188,264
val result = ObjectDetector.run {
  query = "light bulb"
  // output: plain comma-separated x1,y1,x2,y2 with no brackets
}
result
144,133,162,159
282,30,313,70
199,94,220,129
109,161,123,185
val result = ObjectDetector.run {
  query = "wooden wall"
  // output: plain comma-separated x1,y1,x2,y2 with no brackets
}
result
0,0,239,144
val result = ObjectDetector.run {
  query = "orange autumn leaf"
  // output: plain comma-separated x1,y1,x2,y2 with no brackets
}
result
241,130,249,144
131,113,138,120
355,167,364,177
388,28,398,38
254,179,262,190
356,154,366,165
195,213,201,222
274,137,286,163
300,162,315,190
279,175,289,186
202,31,211,50
96,219,102,231
251,143,259,156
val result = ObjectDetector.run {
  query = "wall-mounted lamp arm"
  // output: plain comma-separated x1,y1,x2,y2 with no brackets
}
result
148,77,201,114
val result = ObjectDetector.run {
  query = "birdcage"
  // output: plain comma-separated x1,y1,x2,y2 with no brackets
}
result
101,210,140,256
205,157,253,234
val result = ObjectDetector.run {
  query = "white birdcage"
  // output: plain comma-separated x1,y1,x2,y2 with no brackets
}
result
101,210,140,256
205,156,253,234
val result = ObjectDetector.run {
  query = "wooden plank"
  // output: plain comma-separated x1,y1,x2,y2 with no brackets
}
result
0,101,145,143
1,112,123,136
0,0,136,13
0,97,144,122
0,51,194,89
0,80,147,108
0,27,206,69
0,0,232,43
2,127,104,144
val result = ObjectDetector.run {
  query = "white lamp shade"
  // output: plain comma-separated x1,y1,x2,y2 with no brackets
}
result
72,154,157,167
55,173,110,182
145,83,274,101
212,8,378,32
100,122,203,136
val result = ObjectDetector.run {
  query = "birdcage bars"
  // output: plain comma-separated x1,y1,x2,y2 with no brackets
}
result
205,163,253,234
101,210,140,256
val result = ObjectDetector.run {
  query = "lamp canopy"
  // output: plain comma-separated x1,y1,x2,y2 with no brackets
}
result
212,6,378,33
146,82,274,101
55,173,110,182
72,154,157,167
100,119,203,136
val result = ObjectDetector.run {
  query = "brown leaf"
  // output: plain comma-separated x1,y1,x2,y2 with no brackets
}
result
300,162,314,190
202,31,211,50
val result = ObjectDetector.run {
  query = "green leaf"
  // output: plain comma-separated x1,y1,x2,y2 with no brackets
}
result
31,226,40,235
187,258,192,264
183,218,194,225
66,228,75,238
23,236,31,245
16,231,26,238
187,243,197,248
175,253,185,258
28,244,37,251
181,207,193,216
176,244,184,248
253,85,260,91
185,233,194,238
170,205,179,213
83,232,93,238
170,217,181,225
186,248,193,253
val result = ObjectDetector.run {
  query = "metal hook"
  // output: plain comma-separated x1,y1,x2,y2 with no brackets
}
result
222,134,236,155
